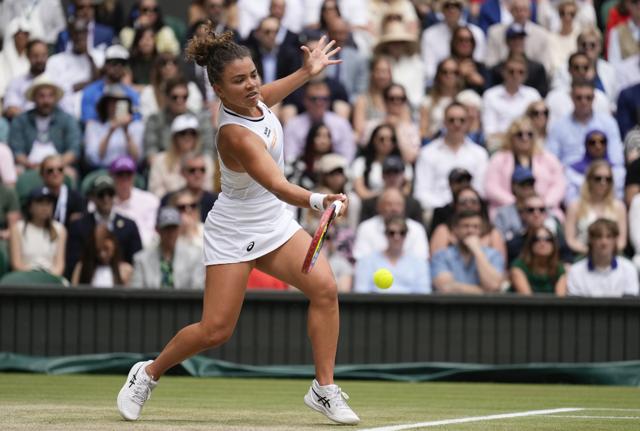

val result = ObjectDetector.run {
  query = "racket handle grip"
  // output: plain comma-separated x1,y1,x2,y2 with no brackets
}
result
332,200,343,216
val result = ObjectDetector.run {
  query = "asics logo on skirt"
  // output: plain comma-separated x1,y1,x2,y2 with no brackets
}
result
246,241,255,252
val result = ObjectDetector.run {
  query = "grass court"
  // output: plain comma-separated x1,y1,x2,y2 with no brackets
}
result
1,373,639,430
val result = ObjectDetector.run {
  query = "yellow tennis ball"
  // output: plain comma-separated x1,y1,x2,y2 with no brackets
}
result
373,268,393,289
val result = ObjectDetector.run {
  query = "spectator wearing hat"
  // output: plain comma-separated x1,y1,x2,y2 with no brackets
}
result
39,154,85,228
143,78,215,165
494,166,537,240
488,23,549,97
8,186,66,276
148,114,215,198
130,206,204,289
8,75,82,173
413,102,488,216
484,117,565,217
47,17,100,117
360,155,423,224
0,17,31,99
420,0,486,87
65,174,142,279
110,155,160,247
429,167,472,236
485,0,551,73
55,0,115,54
565,129,625,204
84,84,144,169
372,20,423,109
80,44,141,123
3,39,48,120
368,0,420,41
567,218,639,297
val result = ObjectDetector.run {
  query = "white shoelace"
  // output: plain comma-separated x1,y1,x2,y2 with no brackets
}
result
325,386,351,410
130,380,152,405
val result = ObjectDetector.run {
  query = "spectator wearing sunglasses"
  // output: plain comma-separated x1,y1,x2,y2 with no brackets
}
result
148,114,215,198
505,194,573,266
354,216,430,294
510,226,567,295
565,130,626,204
525,100,550,141
54,0,115,54
565,160,627,256
484,117,565,218
546,0,580,76
169,189,204,249
65,174,142,279
39,155,85,229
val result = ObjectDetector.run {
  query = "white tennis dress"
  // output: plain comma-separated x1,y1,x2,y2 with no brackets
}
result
203,101,301,265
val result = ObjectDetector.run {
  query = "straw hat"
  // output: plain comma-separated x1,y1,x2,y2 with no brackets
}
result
374,21,418,55
25,75,64,102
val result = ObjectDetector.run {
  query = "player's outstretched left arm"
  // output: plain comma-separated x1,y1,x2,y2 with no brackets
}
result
260,35,341,108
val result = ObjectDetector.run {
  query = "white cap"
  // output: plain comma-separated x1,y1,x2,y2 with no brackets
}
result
105,44,129,61
171,114,199,134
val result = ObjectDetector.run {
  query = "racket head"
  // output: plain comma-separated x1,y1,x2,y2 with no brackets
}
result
301,201,343,274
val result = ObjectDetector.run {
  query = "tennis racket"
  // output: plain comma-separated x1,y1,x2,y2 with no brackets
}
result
301,200,343,274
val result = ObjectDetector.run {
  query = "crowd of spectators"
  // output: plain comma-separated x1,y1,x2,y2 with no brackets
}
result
0,0,639,298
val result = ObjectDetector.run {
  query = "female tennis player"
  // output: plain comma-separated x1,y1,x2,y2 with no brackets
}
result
117,25,359,425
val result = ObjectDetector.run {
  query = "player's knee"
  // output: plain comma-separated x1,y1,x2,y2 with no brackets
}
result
199,321,234,348
312,277,338,307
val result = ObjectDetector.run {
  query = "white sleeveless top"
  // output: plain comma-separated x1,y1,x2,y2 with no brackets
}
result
202,101,301,265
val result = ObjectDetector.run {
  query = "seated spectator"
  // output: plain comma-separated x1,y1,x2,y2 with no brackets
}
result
286,123,334,193
283,80,356,163
352,125,412,202
0,142,17,186
429,168,472,236
547,0,580,76
510,226,567,295
537,0,595,34
565,130,626,203
455,90,485,146
607,0,640,64
430,186,506,261
110,156,160,246
130,206,204,289
129,26,158,88
431,210,505,293
352,56,393,143
547,80,623,167
1,0,66,46
488,23,549,97
625,130,640,206
55,0,114,53
505,194,574,265
9,76,81,175
0,183,20,254
565,160,627,255
47,17,100,117
482,54,542,149
0,117,8,144
0,18,31,99
2,39,48,120
84,84,144,169
143,78,214,164
629,192,640,271
325,225,354,293
140,53,203,119
148,114,214,198
65,174,142,279
616,82,640,140
420,58,462,142
160,153,218,223
353,188,429,261
494,167,537,241
567,218,639,296
484,118,565,217
169,189,204,248
354,216,431,293
525,100,550,141
360,155,422,224
71,224,133,287
449,26,488,95
80,45,141,123
9,186,66,276
414,102,488,214
39,155,85,228
119,0,179,56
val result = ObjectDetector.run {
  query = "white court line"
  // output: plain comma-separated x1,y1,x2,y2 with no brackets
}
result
586,408,640,412
546,415,640,420
359,408,584,431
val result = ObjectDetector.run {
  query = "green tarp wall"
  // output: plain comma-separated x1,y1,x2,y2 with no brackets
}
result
1,352,639,387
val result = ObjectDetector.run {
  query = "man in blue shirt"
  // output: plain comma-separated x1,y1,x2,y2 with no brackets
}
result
616,82,640,140
431,210,504,293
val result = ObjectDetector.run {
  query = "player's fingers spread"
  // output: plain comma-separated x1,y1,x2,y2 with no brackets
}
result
327,46,341,58
323,39,336,53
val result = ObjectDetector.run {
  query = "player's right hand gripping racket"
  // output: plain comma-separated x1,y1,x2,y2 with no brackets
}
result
301,200,343,274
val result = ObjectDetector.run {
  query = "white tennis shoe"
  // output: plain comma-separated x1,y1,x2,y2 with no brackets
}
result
304,379,360,425
117,360,157,421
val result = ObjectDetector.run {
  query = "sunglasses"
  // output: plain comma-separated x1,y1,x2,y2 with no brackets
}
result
447,117,466,125
524,206,546,214
171,94,188,101
528,109,549,117
308,95,330,103
580,41,598,50
106,59,127,66
458,197,479,205
45,167,64,175
177,203,198,212
589,175,613,184
140,6,158,13
160,58,177,66
587,138,607,146
96,189,115,199
385,229,407,238
515,130,534,139
176,129,198,137
559,10,576,17
573,94,594,101
386,95,407,103
533,235,553,243
186,166,206,174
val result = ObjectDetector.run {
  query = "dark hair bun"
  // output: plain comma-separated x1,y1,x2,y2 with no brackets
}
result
185,21,235,68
